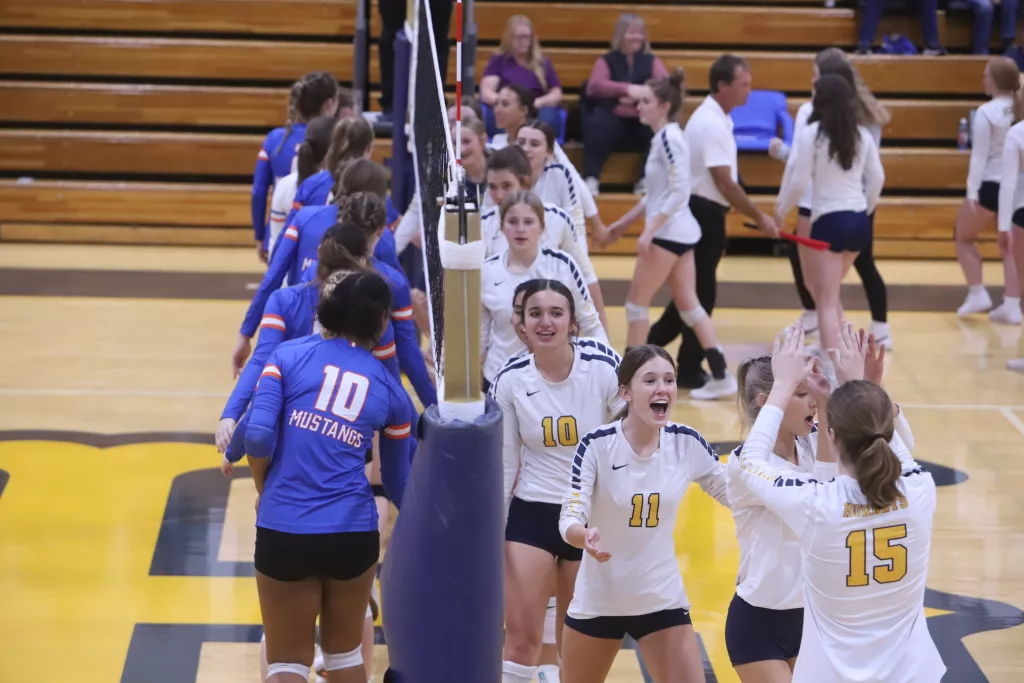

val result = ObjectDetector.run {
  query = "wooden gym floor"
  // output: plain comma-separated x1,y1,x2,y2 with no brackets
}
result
0,245,1022,682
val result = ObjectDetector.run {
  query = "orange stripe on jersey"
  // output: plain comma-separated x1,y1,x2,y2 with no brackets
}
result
291,201,302,210
391,306,413,321
373,342,397,360
384,422,411,439
260,364,282,379
284,226,299,241
260,315,286,332
258,150,269,161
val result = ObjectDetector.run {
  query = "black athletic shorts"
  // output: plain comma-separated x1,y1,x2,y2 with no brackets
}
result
564,608,691,641
977,180,1000,213
651,238,696,256
724,594,803,666
505,497,583,561
255,527,379,582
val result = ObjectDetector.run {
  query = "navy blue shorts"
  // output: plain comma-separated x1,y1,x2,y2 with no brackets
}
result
977,180,1000,213
725,594,803,666
565,608,691,641
505,497,583,561
1013,208,1024,229
810,210,870,253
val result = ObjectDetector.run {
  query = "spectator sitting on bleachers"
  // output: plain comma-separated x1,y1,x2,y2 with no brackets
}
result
856,0,946,55
479,15,564,138
583,13,667,196
1005,18,1024,68
967,0,1019,54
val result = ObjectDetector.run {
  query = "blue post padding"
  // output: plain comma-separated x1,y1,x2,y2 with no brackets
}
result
391,30,414,213
381,399,504,683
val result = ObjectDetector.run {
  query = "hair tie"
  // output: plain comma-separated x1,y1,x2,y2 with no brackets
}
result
871,433,886,441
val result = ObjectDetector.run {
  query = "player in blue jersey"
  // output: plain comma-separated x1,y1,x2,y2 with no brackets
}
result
282,117,375,231
245,269,413,683
253,72,340,262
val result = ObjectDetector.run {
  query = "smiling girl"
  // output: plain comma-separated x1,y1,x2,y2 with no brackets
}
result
558,345,729,683
490,279,623,683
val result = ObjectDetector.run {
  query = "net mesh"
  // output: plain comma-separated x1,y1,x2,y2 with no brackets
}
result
410,0,456,392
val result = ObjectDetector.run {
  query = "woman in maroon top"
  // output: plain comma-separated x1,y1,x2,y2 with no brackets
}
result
583,13,668,196
480,15,564,138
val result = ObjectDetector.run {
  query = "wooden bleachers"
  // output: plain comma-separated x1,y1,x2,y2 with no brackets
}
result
0,0,999,258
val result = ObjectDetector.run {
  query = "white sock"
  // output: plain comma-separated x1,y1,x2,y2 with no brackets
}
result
969,284,987,296
501,660,537,683
1002,296,1021,309
536,663,561,682
870,321,890,335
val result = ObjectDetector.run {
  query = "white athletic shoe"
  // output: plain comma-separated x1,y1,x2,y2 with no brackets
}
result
313,645,326,683
1008,358,1024,373
869,321,893,351
988,301,1023,325
958,288,993,317
689,373,738,400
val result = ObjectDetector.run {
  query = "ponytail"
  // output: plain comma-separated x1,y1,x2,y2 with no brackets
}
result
826,380,903,510
296,141,317,184
326,117,375,182
296,116,338,184
853,437,902,510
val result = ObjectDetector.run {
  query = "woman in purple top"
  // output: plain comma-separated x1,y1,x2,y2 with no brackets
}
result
583,13,668,194
480,15,564,138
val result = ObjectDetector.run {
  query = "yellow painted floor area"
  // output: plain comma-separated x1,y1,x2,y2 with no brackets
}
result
0,248,1022,682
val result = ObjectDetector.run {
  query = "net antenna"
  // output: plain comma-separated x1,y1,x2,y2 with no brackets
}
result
410,0,484,421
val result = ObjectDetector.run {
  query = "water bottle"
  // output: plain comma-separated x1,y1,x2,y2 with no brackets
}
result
957,118,970,152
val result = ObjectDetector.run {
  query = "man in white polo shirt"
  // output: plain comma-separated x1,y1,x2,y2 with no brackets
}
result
648,53,778,390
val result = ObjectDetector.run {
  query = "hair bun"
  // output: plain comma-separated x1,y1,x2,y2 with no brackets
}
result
669,67,685,89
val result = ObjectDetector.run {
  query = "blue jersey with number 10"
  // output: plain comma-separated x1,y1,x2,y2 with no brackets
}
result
246,336,413,535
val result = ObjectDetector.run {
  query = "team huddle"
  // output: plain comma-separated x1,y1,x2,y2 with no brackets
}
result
214,50,946,683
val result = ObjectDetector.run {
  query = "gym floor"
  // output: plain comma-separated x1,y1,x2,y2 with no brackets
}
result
0,245,1021,682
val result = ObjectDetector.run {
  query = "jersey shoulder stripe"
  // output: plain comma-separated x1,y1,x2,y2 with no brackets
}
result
546,163,578,201
576,338,620,361
540,248,586,291
579,352,618,370
571,424,617,490
490,356,531,395
482,207,497,220
665,423,719,461
484,253,502,263
659,128,675,163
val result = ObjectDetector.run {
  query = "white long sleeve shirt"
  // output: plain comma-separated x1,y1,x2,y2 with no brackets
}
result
776,122,884,223
789,102,883,211
480,247,606,382
560,420,729,618
489,136,599,219
736,406,944,683
643,122,702,245
727,428,838,611
492,345,622,509
998,119,1024,233
268,170,299,257
967,96,1015,201
481,202,597,284
533,160,586,239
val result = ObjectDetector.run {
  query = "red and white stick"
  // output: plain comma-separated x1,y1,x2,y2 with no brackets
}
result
454,0,463,175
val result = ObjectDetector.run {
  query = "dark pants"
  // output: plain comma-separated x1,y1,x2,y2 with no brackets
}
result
858,0,940,49
788,212,888,322
648,196,729,379
379,0,454,114
582,108,652,180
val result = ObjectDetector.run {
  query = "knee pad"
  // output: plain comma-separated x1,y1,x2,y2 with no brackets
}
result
624,301,649,323
266,662,311,680
542,601,557,644
321,645,363,672
679,306,707,328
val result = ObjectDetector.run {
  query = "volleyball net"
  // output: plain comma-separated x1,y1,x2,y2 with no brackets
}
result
380,0,505,680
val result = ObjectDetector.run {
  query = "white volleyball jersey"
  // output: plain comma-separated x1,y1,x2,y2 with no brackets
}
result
492,346,623,507
777,122,884,223
560,420,729,618
480,248,606,382
533,161,586,235
643,122,702,245
736,406,944,683
487,137,598,219
967,96,1014,200
727,426,839,610
998,120,1024,232
504,337,621,368
480,202,597,284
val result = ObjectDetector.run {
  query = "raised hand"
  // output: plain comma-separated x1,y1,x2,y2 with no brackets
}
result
863,331,886,386
805,357,832,406
771,325,815,390
827,321,866,384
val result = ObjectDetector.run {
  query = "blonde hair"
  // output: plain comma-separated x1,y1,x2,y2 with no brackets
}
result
737,355,774,431
610,13,651,54
989,56,1024,121
499,189,545,225
497,15,548,90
